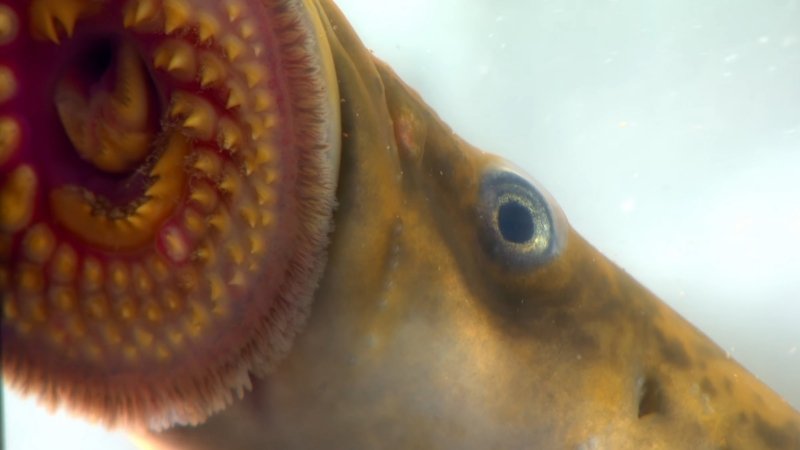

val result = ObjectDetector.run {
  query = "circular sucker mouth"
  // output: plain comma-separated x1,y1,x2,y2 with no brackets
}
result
1,0,340,429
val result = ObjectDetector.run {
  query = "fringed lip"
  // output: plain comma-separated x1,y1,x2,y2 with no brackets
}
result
1,0,340,430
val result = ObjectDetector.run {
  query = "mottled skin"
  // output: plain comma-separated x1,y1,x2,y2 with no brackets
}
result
2,0,800,448
136,1,800,449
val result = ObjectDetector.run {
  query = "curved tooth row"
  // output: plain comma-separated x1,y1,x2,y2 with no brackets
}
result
28,0,98,44
4,254,196,365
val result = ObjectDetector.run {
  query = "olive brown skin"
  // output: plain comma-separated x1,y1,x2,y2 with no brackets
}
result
2,0,800,449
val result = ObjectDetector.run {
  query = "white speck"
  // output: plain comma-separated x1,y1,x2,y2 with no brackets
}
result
722,71,733,78
495,15,504,22
758,35,770,44
782,35,798,47
789,346,798,355
723,53,739,63
767,65,777,72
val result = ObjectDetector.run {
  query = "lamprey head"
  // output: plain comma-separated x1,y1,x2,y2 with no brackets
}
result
1,0,340,429
3,0,800,449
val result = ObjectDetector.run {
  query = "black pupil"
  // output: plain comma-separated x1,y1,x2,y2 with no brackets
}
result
497,200,535,243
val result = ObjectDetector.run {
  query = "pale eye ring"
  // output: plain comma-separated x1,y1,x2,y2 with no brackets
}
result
477,169,565,268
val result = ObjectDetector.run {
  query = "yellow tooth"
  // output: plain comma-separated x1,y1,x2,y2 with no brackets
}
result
163,0,191,34
228,270,245,290
219,165,241,194
189,182,219,213
84,342,103,362
225,0,244,22
167,328,184,347
104,324,122,346
260,209,275,227
245,115,266,141
208,274,224,301
29,0,98,44
208,210,231,235
163,288,182,312
218,118,243,152
3,294,18,320
147,255,170,283
170,92,217,140
240,203,258,228
49,286,77,311
178,267,199,292
133,265,153,295
123,0,161,29
227,242,244,265
134,327,154,348
118,295,137,320
0,66,16,103
50,244,78,283
221,35,246,62
225,81,246,109
0,5,19,45
123,345,140,362
18,264,44,294
154,40,197,81
191,148,222,179
238,61,265,88
81,257,103,292
198,52,226,88
183,208,206,237
252,142,276,168
109,261,130,293
249,232,266,256
144,301,162,322
186,301,209,338
196,12,220,42
252,178,276,206
262,114,277,131
23,223,56,264
0,115,20,165
192,242,213,266
0,164,37,233
238,20,256,40
253,89,272,112
252,43,264,57
85,293,108,319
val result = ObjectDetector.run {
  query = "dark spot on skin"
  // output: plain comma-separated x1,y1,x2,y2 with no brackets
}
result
753,414,800,448
638,375,666,418
653,328,692,369
738,412,750,425
497,200,535,243
723,377,733,394
699,377,717,398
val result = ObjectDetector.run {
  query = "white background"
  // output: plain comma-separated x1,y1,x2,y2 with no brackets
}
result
5,0,799,448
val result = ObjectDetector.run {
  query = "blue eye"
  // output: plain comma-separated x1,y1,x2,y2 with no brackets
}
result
477,169,565,268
